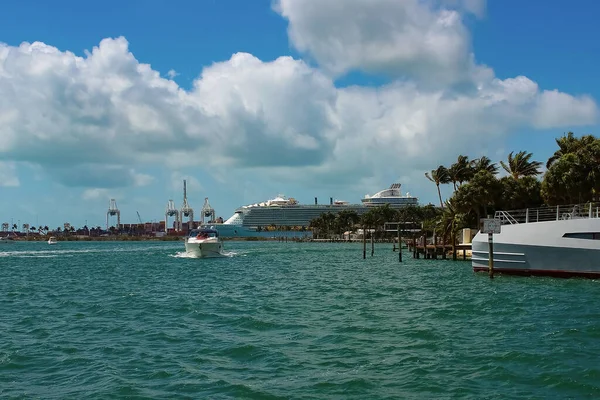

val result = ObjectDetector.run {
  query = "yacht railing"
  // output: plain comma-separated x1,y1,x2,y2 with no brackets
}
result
494,202,600,225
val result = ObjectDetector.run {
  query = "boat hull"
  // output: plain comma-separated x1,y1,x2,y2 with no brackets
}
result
184,239,224,258
472,218,600,279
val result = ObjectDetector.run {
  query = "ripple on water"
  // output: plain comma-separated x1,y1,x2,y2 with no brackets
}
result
1,241,600,399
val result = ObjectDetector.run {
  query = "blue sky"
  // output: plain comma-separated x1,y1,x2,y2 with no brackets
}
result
0,0,598,229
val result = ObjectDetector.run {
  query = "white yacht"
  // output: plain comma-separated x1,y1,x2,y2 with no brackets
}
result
184,228,224,258
472,203,600,278
48,236,58,245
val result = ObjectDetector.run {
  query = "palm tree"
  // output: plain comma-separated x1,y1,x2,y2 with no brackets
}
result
500,151,542,180
335,210,359,237
425,165,451,208
360,209,383,255
310,216,324,238
547,132,574,169
438,199,463,260
546,132,595,169
458,155,473,184
470,156,498,175
321,212,337,238
447,155,471,190
374,204,398,224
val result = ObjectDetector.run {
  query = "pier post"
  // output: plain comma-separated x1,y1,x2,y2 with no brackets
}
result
362,226,366,259
371,232,374,257
481,217,500,279
397,225,402,263
442,238,447,259
413,236,417,258
488,232,494,279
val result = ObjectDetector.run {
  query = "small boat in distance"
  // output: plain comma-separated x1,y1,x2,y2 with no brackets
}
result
184,228,224,258
48,236,58,245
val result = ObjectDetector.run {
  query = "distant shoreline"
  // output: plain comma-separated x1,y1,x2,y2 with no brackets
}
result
2,236,403,244
2,235,306,242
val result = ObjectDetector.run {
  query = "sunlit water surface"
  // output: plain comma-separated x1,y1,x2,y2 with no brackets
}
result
1,240,599,399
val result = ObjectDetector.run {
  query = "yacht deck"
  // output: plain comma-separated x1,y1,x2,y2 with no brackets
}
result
494,203,600,225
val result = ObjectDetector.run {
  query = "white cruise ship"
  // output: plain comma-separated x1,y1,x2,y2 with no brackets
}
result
205,183,419,237
472,203,600,278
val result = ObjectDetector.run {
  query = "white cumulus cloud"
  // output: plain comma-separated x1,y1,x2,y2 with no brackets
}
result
169,172,203,196
0,0,596,199
0,162,19,186
82,188,112,200
274,0,488,86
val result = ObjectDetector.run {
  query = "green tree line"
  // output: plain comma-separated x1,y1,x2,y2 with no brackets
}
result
309,132,599,242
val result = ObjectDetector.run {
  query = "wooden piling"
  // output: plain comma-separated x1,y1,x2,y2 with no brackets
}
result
397,225,402,262
370,232,374,257
452,231,457,261
488,232,494,279
362,226,366,259
412,237,417,258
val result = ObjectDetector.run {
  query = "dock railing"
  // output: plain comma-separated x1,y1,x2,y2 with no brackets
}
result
494,202,600,225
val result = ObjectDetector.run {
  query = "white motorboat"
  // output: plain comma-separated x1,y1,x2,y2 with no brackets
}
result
48,236,58,245
184,228,224,258
472,203,600,278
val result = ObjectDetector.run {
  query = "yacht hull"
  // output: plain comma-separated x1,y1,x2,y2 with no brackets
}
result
184,239,223,258
472,218,600,279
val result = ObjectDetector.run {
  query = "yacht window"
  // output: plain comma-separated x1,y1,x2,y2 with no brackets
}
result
563,232,600,240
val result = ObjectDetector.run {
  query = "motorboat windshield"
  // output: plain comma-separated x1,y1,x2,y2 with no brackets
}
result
189,229,219,239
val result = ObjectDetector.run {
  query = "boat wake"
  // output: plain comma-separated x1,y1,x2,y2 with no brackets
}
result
171,250,238,259
0,245,175,258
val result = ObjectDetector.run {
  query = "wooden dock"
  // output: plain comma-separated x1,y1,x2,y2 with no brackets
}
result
406,239,472,261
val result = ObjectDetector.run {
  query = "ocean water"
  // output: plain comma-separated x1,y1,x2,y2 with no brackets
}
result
1,240,599,399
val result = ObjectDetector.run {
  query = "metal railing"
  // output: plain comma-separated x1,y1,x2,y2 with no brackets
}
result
494,203,600,225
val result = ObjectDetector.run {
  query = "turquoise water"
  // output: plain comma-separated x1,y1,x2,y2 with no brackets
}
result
1,241,599,399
